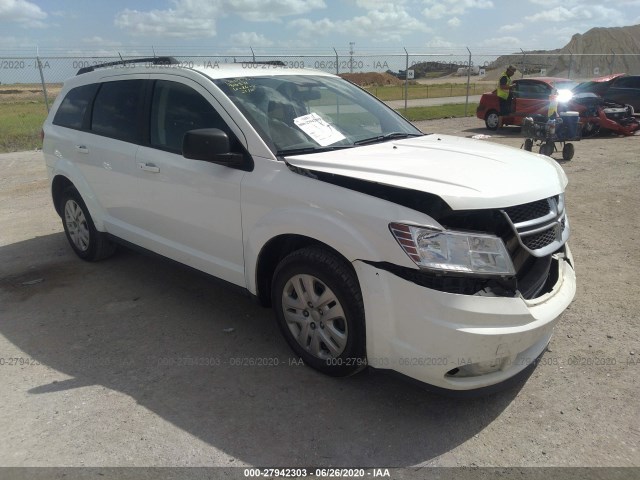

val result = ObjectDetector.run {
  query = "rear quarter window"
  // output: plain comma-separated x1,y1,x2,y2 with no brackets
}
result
52,84,99,129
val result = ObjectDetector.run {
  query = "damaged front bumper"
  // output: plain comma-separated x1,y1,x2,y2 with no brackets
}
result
355,246,576,391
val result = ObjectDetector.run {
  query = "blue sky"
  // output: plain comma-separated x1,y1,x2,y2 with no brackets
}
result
2,0,640,56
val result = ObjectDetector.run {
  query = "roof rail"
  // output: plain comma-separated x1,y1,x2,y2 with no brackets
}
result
238,60,286,66
76,56,180,75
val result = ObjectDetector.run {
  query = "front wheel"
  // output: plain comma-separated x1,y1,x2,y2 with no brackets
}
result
272,247,366,377
485,110,499,130
539,142,554,156
60,187,116,261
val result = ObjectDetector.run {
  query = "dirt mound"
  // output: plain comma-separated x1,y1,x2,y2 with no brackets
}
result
491,24,640,80
339,72,403,86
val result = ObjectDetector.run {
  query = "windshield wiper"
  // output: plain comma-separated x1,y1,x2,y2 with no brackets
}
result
354,132,423,146
276,145,354,156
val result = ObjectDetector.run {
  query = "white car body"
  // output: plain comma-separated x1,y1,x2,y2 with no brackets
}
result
42,61,576,391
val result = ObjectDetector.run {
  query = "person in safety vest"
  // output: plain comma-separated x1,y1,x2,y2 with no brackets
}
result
548,88,559,118
497,65,517,128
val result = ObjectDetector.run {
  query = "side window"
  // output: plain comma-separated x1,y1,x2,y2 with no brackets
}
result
150,80,229,153
516,83,551,99
91,80,145,143
614,77,639,88
53,84,98,129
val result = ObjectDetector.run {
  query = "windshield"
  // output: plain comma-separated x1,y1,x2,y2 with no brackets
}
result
213,75,422,155
554,81,578,91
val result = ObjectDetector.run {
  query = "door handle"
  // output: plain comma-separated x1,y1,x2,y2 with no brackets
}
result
137,162,160,173
75,145,89,154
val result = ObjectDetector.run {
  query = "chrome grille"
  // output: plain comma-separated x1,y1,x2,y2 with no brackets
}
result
502,195,569,257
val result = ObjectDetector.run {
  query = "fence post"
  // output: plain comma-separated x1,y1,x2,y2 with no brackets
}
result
567,51,573,79
610,50,616,74
37,56,50,113
520,48,526,78
333,47,339,75
404,48,409,112
465,47,471,116
250,46,255,62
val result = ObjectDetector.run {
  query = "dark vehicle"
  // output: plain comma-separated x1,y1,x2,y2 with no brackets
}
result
573,74,640,112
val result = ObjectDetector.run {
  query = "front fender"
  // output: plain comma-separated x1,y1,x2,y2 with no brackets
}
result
241,160,435,295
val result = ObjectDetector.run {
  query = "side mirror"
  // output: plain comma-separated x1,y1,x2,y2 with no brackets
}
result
182,128,244,168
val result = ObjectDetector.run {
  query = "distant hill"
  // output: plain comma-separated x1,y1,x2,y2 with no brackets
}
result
491,24,640,79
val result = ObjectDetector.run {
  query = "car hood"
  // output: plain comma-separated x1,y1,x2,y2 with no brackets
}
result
285,134,568,211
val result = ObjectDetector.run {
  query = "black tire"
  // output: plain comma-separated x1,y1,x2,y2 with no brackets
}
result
582,121,600,138
485,110,499,130
524,138,533,151
539,142,554,156
60,187,116,261
562,143,575,161
272,247,366,377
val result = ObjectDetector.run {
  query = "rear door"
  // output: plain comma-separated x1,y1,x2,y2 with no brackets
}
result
79,77,147,229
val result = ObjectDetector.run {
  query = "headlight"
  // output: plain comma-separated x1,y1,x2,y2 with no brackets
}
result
390,223,515,276
557,89,573,103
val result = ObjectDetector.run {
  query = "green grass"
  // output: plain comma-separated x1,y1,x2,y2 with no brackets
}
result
365,83,489,101
396,103,478,122
0,102,49,153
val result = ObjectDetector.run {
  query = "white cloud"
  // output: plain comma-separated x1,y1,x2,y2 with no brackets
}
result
114,0,327,38
525,7,576,23
525,5,624,24
354,0,407,8
289,3,430,42
0,0,47,27
226,0,326,21
82,36,123,47
499,23,523,32
478,35,521,48
447,17,461,27
423,36,458,48
229,31,274,46
422,0,493,20
115,1,221,38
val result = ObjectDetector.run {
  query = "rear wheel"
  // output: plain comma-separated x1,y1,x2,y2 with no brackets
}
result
485,110,499,130
60,187,116,261
562,143,575,161
524,138,533,151
272,247,366,377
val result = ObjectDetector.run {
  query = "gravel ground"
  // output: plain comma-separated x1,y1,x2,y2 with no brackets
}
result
0,118,638,470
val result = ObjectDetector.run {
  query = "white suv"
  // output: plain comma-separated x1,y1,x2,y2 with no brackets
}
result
42,57,576,391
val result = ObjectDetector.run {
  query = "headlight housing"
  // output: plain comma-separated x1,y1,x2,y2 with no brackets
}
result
390,223,515,276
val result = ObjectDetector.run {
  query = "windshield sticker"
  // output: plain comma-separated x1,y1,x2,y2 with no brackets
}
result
293,113,346,146
223,78,255,94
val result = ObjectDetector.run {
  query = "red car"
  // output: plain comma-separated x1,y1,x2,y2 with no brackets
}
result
476,77,578,130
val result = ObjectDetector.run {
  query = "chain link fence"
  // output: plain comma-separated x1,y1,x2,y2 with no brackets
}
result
1,48,639,152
